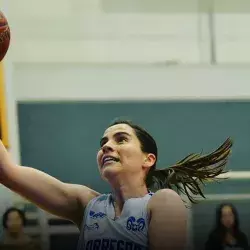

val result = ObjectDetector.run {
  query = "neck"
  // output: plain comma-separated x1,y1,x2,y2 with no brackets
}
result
6,230,23,239
109,174,148,210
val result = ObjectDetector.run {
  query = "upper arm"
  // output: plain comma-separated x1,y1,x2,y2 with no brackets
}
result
2,165,100,227
0,140,100,226
148,189,188,250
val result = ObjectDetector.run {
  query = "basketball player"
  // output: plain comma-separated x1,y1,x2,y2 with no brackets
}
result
0,119,232,250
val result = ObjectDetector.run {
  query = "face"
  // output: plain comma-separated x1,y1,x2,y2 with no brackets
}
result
97,124,155,181
221,206,235,229
6,211,23,233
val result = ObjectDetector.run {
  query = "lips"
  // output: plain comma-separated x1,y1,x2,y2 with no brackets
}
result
101,155,119,167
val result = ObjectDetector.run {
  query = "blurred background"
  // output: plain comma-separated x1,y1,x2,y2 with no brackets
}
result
0,0,250,249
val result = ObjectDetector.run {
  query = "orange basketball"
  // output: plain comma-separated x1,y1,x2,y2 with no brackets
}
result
0,11,10,62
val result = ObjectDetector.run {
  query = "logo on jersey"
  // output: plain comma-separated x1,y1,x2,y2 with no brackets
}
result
89,210,107,219
126,216,145,232
84,222,99,231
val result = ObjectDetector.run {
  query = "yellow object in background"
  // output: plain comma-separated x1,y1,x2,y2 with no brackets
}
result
0,62,9,148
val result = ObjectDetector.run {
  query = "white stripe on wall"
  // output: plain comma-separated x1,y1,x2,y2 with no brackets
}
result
218,171,250,179
12,64,250,101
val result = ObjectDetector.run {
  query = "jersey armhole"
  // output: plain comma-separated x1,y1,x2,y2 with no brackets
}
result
146,192,154,225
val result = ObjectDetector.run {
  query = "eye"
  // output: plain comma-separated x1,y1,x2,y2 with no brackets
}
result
117,136,128,144
100,139,107,148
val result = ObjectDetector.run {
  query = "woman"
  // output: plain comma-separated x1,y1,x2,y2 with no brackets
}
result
0,119,232,250
205,203,249,250
0,207,40,250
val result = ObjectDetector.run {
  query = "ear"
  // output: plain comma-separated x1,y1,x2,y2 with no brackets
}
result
143,153,156,170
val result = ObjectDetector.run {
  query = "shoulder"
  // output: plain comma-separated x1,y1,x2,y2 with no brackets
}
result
66,184,100,206
237,231,249,244
63,184,101,227
147,189,187,223
86,193,111,205
148,188,186,211
81,193,111,214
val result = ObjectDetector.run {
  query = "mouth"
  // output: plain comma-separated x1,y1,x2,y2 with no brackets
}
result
101,155,119,168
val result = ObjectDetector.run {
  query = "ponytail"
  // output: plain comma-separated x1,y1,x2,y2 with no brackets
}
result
146,138,233,203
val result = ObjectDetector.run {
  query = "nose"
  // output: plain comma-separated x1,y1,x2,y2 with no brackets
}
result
102,142,114,154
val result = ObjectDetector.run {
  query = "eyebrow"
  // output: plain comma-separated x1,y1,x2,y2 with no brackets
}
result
100,132,131,146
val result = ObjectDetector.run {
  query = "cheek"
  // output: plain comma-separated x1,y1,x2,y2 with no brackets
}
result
222,216,233,225
121,147,143,165
96,150,102,163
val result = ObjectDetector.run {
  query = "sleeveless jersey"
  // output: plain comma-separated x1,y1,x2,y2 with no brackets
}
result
77,192,153,250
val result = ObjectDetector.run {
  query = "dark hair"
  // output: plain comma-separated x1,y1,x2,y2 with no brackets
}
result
215,203,239,230
206,203,249,249
211,203,243,242
2,207,26,229
110,119,233,204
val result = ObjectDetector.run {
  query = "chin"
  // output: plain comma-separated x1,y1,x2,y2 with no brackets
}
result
101,165,121,180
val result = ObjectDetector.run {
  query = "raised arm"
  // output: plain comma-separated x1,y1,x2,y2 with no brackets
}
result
0,140,99,227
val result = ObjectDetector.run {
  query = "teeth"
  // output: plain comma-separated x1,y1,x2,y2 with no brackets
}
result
104,157,115,163
103,156,118,165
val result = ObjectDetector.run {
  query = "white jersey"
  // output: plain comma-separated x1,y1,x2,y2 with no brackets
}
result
77,192,153,250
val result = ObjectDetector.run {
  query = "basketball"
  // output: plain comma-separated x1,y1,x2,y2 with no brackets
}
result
0,11,10,62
